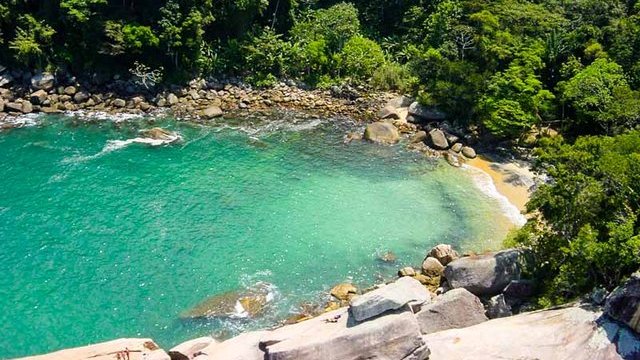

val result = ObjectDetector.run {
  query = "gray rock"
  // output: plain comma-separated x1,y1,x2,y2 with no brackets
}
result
444,132,459,144
31,72,55,91
0,73,14,88
503,279,534,299
444,152,461,167
73,91,90,103
451,143,463,153
30,90,48,105
363,121,400,144
0,99,4,112
444,249,523,296
18,338,170,360
385,95,414,109
377,105,400,119
263,309,428,360
21,100,33,113
461,146,477,159
398,266,417,277
416,288,487,334
421,257,444,277
605,272,640,333
408,102,446,122
112,98,126,108
202,106,223,119
428,129,449,149
423,306,632,360
169,337,216,360
410,130,427,144
64,86,77,96
429,244,459,266
197,331,269,360
5,102,23,112
349,276,430,322
167,93,179,105
486,294,512,319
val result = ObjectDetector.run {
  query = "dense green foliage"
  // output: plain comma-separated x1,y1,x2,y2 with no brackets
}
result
2,0,640,136
509,132,640,304
3,0,640,303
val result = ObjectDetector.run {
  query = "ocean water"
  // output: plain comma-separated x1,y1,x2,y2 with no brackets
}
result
0,113,517,358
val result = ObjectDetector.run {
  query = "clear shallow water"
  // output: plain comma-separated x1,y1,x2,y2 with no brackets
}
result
0,114,513,358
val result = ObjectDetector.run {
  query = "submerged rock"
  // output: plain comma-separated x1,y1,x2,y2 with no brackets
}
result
377,250,397,263
181,282,273,319
349,276,430,322
363,121,400,144
139,127,181,142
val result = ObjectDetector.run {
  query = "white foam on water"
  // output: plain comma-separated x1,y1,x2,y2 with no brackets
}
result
461,164,527,227
64,110,145,122
1,113,41,128
62,134,181,164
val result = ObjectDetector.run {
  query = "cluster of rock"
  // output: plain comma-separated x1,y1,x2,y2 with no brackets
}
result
360,96,479,167
0,68,393,130
19,243,640,360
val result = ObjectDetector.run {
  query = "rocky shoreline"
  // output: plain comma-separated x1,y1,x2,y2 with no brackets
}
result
17,243,640,360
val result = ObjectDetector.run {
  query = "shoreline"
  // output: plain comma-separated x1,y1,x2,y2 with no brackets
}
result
465,155,534,212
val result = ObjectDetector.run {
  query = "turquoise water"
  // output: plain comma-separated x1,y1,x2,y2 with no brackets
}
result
0,114,512,358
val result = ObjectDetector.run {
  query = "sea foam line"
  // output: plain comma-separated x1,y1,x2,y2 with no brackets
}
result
461,164,527,227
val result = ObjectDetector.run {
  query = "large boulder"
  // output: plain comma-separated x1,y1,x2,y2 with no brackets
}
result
168,337,216,360
167,93,179,105
21,100,33,114
421,257,444,277
262,309,429,360
202,106,223,119
423,306,636,360
31,72,55,91
198,331,270,360
330,283,358,301
605,272,640,333
443,249,523,296
74,91,90,103
428,129,449,149
349,276,430,322
415,288,487,334
407,102,446,122
363,121,400,145
5,101,23,112
428,244,459,266
385,95,414,109
30,90,48,105
18,338,170,360
461,146,477,159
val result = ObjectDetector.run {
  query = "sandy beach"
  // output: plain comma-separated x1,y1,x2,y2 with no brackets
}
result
465,155,535,212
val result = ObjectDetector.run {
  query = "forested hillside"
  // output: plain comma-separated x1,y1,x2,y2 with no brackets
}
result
2,0,640,304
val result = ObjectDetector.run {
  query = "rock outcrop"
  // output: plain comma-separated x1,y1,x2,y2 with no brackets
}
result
423,306,637,359
18,338,170,360
444,249,523,296
605,272,640,333
428,244,458,266
330,283,357,301
349,276,430,322
262,309,428,360
407,102,446,122
363,121,400,144
168,337,216,360
416,288,487,334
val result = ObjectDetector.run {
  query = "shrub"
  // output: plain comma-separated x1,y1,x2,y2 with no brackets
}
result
335,35,385,80
371,62,417,92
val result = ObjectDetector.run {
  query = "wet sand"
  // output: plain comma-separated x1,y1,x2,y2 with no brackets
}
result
466,155,534,212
